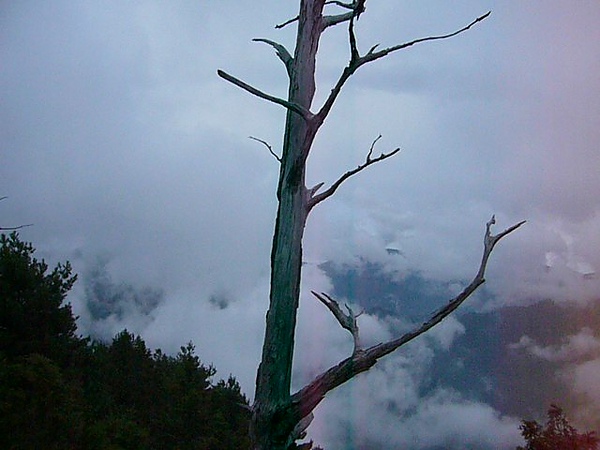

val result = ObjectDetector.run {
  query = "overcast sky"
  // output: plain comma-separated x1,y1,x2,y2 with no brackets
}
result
2,1,600,448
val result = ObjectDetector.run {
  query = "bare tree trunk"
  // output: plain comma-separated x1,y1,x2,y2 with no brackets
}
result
218,2,522,449
252,3,323,448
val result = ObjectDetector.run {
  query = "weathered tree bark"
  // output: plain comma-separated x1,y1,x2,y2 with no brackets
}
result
250,3,323,447
218,2,521,449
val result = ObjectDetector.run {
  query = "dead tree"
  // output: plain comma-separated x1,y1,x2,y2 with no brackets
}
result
218,2,524,448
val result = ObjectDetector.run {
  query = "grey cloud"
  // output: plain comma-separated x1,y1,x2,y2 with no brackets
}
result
568,358,600,429
3,1,600,447
309,343,521,450
510,327,600,363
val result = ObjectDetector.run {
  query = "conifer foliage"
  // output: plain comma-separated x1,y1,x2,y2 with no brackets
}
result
517,404,598,450
0,232,251,450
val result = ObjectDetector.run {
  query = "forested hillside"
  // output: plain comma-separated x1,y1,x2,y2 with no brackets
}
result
0,232,250,449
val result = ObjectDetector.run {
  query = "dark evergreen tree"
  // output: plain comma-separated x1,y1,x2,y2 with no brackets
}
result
81,332,251,449
0,232,85,449
0,232,79,365
0,232,251,449
517,404,598,450
0,353,85,450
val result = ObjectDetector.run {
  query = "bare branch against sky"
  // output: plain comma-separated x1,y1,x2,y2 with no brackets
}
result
2,2,600,448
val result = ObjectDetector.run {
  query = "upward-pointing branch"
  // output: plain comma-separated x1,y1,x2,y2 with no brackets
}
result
285,216,525,428
315,11,491,127
359,11,490,65
306,135,400,212
312,291,363,354
253,38,294,78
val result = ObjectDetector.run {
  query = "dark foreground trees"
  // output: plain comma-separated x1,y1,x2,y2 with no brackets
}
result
219,1,524,448
0,232,251,450
0,232,79,365
517,404,599,450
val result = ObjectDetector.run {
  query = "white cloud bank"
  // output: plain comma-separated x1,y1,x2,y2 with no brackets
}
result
512,326,600,431
3,1,600,447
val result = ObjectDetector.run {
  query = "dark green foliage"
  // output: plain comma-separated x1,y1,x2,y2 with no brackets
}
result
0,232,79,365
0,233,250,449
517,404,598,450
82,334,250,450
0,353,85,450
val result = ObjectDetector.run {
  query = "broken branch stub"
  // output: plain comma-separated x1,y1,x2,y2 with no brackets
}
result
253,38,294,77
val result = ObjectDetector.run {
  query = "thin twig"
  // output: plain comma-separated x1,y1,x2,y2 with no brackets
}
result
366,134,382,162
306,136,400,212
316,11,491,126
249,136,281,162
0,224,34,231
276,15,299,29
0,196,33,230
362,11,491,63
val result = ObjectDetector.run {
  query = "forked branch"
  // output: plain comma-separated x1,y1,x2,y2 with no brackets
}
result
286,216,525,426
217,70,313,121
312,291,363,354
359,11,491,65
315,11,491,126
306,135,400,212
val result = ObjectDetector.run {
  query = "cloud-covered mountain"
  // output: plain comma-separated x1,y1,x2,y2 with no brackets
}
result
81,257,164,340
321,259,600,445
3,1,600,448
